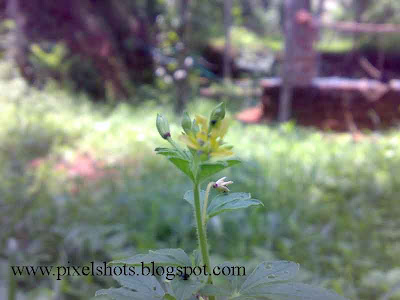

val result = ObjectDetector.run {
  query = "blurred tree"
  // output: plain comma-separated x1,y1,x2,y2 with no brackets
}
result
6,0,32,82
354,0,372,22
175,0,191,111
223,0,232,82
279,0,317,122
2,0,155,99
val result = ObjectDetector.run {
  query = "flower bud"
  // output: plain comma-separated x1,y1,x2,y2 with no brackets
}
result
209,102,226,127
156,114,171,139
192,119,199,135
181,111,192,134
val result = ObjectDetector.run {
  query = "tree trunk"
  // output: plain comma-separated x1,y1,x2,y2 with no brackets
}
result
279,0,317,122
223,0,233,82
6,0,33,82
175,0,191,112
4,0,154,99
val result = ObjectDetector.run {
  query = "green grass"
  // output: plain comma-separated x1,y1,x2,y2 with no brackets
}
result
1,74,400,300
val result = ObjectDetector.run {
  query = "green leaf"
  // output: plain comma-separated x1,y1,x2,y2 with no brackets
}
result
155,148,193,179
112,267,164,297
240,282,348,299
110,248,192,267
183,189,206,212
198,262,247,298
163,295,176,300
170,278,204,300
207,192,263,219
155,147,181,157
229,261,348,300
217,262,247,291
168,157,194,180
191,250,202,267
199,284,233,297
95,287,161,300
197,159,241,182
240,261,299,292
196,262,348,300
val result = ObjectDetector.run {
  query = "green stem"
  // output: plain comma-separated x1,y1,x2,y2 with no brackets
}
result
193,182,215,294
8,258,16,300
202,182,214,225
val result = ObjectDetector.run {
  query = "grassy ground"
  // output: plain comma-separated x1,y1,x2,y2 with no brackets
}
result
1,73,400,300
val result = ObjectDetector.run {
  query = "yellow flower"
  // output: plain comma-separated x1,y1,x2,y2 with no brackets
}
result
180,114,233,159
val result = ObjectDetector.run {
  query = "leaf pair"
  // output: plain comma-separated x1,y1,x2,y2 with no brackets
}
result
184,190,263,221
97,252,347,300
155,147,241,183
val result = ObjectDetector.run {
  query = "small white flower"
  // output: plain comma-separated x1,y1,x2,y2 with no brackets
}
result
174,69,187,81
155,67,166,77
184,56,194,68
213,177,233,193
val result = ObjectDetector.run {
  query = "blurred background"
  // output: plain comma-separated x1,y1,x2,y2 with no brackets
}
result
1,0,400,299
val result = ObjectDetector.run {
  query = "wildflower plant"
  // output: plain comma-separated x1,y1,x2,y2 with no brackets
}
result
96,103,347,300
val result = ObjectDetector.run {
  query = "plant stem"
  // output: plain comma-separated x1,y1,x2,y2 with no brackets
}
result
8,258,16,300
202,182,214,225
193,182,215,292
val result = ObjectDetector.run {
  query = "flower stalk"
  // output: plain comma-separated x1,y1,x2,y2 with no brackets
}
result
193,182,215,300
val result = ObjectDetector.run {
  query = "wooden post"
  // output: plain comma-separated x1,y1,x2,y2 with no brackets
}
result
279,0,317,122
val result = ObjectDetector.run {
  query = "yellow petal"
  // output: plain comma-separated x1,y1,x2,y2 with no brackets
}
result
210,148,234,157
195,115,208,131
180,134,200,150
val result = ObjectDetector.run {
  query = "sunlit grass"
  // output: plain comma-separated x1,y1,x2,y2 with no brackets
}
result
211,26,354,54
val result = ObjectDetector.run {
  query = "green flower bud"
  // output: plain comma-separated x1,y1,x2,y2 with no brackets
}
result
181,111,192,134
209,102,226,127
156,114,171,139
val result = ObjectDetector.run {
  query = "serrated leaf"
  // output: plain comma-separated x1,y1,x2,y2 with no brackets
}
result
110,248,192,267
207,193,263,218
112,267,164,296
95,287,161,300
197,159,241,182
240,261,299,292
240,282,348,300
183,190,206,211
